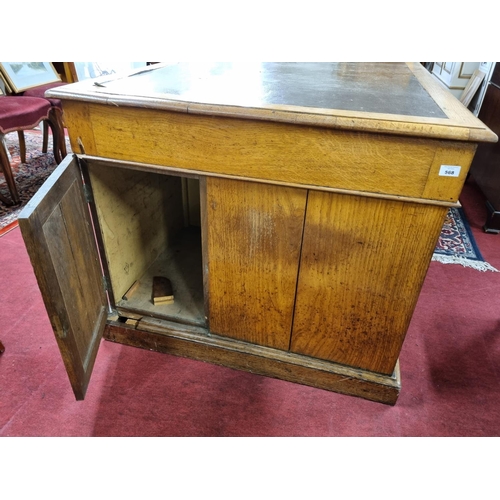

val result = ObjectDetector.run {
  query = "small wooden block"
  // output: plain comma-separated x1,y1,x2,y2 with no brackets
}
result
154,298,174,305
153,276,174,305
122,280,140,301
154,296,174,304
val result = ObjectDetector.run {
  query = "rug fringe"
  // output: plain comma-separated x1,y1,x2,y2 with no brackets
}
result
432,253,499,272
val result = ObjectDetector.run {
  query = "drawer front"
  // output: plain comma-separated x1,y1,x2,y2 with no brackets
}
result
63,101,476,203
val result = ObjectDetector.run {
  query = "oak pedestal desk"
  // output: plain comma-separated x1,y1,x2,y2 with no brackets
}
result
19,63,497,405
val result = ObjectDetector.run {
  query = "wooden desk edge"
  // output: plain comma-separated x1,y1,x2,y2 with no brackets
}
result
47,62,498,144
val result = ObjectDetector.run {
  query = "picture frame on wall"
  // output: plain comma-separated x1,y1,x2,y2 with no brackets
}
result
0,62,61,93
0,71,11,94
72,62,147,81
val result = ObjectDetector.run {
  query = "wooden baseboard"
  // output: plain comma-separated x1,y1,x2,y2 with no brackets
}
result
104,318,401,405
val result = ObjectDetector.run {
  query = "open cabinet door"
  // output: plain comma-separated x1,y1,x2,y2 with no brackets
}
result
18,155,108,400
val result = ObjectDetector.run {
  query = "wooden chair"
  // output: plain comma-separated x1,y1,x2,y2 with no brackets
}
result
459,69,486,108
22,82,67,160
0,96,64,205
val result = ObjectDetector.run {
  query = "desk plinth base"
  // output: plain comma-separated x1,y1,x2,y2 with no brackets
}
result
104,320,401,405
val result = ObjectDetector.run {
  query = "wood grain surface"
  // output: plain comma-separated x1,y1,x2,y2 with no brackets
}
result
290,190,448,375
206,177,307,349
18,157,107,400
105,319,401,405
68,103,467,202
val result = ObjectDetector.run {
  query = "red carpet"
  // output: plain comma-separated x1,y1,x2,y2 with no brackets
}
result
0,178,499,437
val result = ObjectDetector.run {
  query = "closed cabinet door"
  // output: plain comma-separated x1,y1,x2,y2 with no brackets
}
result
205,177,307,350
290,190,447,375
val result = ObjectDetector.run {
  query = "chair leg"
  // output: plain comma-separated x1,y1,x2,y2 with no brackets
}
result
53,108,67,159
0,141,19,205
0,340,4,354
42,120,49,153
47,108,66,164
17,130,26,163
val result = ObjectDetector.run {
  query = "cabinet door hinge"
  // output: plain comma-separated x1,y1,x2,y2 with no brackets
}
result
83,184,94,204
102,275,111,292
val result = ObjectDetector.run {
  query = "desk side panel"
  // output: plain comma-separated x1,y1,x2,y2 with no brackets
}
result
61,101,98,156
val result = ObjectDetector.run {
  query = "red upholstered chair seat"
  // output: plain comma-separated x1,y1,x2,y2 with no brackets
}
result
0,96,64,206
0,97,51,134
22,82,66,109
21,82,67,159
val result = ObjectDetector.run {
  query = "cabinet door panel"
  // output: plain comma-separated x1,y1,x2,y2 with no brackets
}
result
290,191,447,374
18,156,107,400
206,177,307,349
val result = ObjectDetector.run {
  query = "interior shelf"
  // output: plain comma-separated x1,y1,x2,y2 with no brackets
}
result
116,226,205,327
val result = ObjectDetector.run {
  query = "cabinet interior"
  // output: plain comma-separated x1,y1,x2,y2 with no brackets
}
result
87,161,205,327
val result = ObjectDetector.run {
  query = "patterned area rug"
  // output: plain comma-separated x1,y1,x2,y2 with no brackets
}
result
432,207,498,272
0,130,71,231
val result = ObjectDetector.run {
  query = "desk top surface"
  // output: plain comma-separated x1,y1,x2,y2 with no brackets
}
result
49,62,497,143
